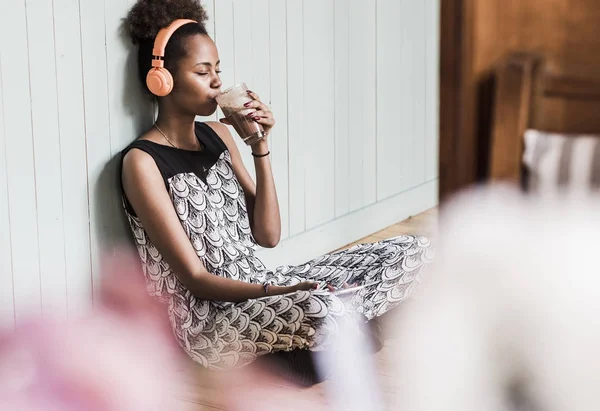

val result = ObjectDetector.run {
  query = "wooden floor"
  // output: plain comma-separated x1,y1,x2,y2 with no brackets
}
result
174,207,438,411
335,207,438,251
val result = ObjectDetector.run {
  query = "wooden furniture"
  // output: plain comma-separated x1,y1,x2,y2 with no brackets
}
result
488,53,600,184
440,0,600,200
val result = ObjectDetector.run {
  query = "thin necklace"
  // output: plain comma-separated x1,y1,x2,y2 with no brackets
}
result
154,123,200,150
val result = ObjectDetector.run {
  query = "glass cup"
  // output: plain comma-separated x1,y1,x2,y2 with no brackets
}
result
215,82,265,146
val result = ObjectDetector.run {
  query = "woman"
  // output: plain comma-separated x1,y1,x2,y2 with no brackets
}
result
121,0,432,376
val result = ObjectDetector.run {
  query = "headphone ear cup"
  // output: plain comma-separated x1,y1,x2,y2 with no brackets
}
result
146,68,174,97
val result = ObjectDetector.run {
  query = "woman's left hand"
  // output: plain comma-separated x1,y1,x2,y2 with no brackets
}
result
219,90,276,137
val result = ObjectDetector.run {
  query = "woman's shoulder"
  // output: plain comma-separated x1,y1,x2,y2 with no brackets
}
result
121,141,159,181
120,128,165,176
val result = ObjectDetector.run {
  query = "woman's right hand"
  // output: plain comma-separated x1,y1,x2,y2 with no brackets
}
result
293,281,320,292
265,281,319,297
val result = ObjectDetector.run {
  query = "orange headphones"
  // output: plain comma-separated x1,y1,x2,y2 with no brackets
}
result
146,19,197,97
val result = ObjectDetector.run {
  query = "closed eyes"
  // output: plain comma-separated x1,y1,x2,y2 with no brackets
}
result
198,71,222,76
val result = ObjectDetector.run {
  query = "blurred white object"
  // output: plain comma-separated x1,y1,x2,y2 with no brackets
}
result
317,314,385,411
392,185,600,411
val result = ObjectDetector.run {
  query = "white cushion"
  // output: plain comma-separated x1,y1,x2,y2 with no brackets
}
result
522,129,600,192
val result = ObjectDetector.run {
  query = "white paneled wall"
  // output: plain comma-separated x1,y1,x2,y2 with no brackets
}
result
0,0,439,328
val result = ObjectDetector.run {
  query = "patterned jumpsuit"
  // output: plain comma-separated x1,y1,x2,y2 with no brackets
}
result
121,122,433,370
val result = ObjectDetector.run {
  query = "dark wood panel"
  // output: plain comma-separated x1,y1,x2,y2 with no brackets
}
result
488,53,600,183
543,77,600,100
473,0,600,79
439,0,462,202
440,0,600,200
439,0,476,202
535,97,600,134
488,55,537,182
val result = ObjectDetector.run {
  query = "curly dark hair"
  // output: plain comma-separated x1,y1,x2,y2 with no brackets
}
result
124,0,210,95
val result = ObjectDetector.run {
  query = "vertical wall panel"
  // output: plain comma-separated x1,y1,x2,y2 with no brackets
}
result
26,0,67,317
250,0,272,186
203,0,216,40
214,0,235,89
409,0,427,189
0,53,16,329
286,0,306,235
251,0,271,107
334,0,350,217
376,0,404,200
426,0,441,181
269,0,290,240
398,0,417,193
232,0,257,178
53,0,93,314
104,0,152,255
214,0,236,133
304,0,335,229
81,0,115,300
348,0,377,211
0,0,42,323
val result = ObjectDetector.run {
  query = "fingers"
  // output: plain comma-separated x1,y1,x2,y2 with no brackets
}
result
253,115,275,128
247,110,270,119
300,281,319,290
246,89,261,102
243,98,269,112
301,282,318,291
247,110,275,127
242,90,275,131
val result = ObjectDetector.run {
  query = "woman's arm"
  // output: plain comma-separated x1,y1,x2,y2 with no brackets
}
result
206,122,281,248
122,149,297,302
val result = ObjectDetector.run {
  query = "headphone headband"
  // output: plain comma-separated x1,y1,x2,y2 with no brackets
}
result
151,19,197,68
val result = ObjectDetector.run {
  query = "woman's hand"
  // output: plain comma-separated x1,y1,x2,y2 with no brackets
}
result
293,281,320,292
219,89,276,137
244,90,275,137
263,281,319,297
